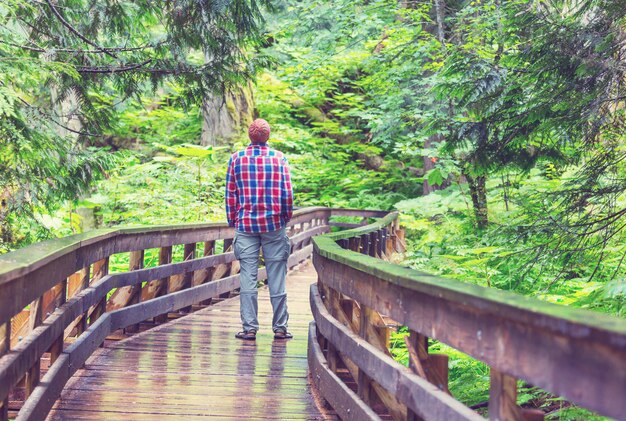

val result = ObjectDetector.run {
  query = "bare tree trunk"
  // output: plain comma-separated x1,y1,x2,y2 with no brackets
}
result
200,44,255,146
51,87,81,138
434,0,446,44
49,48,82,139
201,95,231,147
201,83,255,146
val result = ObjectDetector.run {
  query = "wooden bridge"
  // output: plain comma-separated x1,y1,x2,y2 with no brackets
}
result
0,208,624,420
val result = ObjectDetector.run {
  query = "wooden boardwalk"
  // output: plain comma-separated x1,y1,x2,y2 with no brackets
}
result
47,263,333,420
5,209,622,420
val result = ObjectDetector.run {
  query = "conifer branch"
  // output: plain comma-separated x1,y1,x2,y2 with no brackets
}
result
45,0,119,59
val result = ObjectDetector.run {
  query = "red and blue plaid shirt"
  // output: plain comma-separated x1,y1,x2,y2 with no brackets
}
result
225,143,293,233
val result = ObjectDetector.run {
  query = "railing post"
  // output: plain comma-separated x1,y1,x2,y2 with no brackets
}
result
347,236,357,252
489,369,544,421
395,222,406,253
181,243,196,312
200,241,215,305
357,305,373,405
326,286,340,373
386,223,395,256
489,369,520,421
125,250,145,333
25,297,43,398
1,321,10,421
360,234,369,255
219,239,233,298
405,331,449,393
381,228,388,259
407,331,426,421
42,277,67,365
225,237,234,264
67,267,90,337
90,258,109,325
166,243,197,305
349,235,367,396
154,246,172,323
368,231,377,258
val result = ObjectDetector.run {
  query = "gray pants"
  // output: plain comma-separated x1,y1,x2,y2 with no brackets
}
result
233,227,290,333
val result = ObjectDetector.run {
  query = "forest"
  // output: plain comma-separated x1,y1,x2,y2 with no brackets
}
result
1,0,625,419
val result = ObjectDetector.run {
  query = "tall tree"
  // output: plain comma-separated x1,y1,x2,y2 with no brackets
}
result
3,0,270,137
421,0,448,195
502,0,626,275
0,0,271,249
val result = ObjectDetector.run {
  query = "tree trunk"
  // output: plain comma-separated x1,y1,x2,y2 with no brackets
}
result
201,83,255,146
421,0,447,195
434,0,446,44
52,87,81,138
465,173,488,229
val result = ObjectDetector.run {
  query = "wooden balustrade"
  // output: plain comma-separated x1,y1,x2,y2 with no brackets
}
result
4,206,623,421
309,210,626,421
0,207,332,421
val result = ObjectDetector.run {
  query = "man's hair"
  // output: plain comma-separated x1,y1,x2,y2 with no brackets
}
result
248,119,271,143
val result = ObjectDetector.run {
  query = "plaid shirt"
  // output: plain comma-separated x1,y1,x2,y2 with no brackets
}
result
225,143,293,233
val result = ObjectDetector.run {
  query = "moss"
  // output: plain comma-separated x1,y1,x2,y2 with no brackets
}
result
301,107,326,122
225,96,237,119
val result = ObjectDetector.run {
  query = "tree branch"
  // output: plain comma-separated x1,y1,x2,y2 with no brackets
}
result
0,39,164,54
46,0,119,59
75,59,156,74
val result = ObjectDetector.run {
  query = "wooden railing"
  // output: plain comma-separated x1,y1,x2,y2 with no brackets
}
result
0,207,332,421
309,210,626,421
3,207,625,421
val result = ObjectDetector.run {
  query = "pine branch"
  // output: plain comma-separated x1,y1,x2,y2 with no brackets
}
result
45,0,119,59
0,39,164,54
76,60,154,74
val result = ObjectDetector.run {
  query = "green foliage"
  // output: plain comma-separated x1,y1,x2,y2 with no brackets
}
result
255,71,418,210
111,94,203,149
396,172,623,418
0,117,118,251
0,0,273,249
1,0,272,130
2,0,625,418
397,173,626,316
89,150,227,226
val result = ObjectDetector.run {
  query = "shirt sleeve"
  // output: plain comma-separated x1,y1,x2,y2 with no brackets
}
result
280,156,293,224
225,156,238,227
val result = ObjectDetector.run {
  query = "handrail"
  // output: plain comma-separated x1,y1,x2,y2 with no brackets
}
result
0,206,333,421
310,210,626,420
0,207,329,325
4,206,625,420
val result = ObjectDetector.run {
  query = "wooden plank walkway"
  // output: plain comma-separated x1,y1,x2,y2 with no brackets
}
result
47,263,334,420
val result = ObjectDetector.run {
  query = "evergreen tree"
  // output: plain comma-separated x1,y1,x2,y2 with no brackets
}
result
0,0,271,249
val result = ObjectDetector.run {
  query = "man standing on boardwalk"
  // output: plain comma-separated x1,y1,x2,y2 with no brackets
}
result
225,118,294,341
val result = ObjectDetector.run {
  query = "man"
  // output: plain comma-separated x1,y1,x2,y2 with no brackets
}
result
225,118,294,341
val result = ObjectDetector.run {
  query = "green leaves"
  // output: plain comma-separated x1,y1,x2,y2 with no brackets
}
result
0,86,16,117
426,168,446,186
172,145,215,159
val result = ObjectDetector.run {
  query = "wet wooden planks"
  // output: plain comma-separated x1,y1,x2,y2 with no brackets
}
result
47,263,335,420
